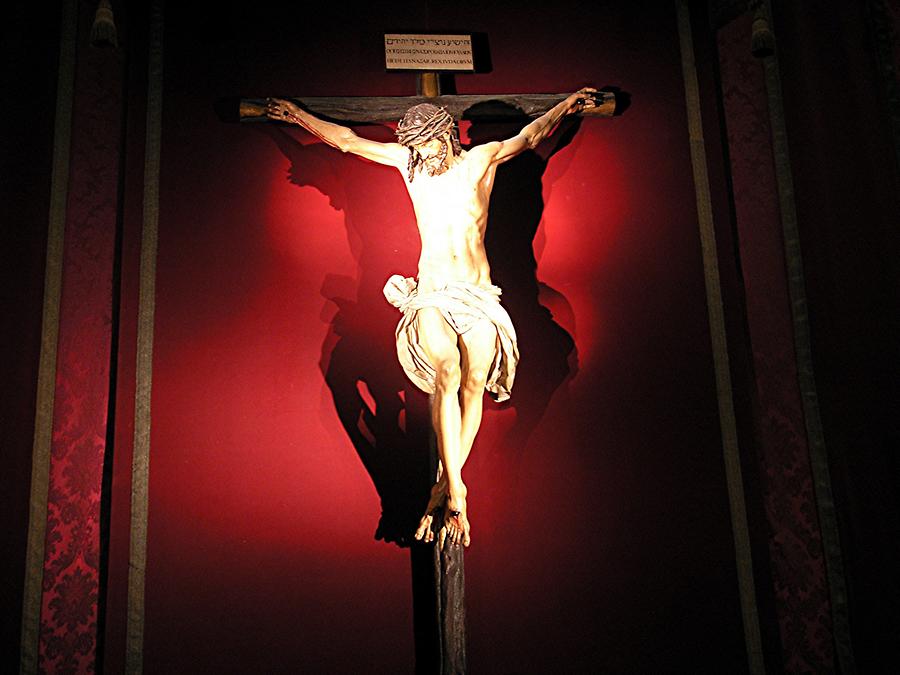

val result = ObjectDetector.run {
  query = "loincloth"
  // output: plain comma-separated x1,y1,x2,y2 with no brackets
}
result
383,274,519,402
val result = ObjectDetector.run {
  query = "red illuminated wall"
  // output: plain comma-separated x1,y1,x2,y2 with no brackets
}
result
8,1,898,673
100,3,748,672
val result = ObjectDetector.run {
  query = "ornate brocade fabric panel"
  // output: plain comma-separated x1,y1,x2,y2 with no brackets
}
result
717,15,834,672
38,13,124,672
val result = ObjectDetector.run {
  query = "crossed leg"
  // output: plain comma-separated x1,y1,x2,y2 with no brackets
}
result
412,307,499,547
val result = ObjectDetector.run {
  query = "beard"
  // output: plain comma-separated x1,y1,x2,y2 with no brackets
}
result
424,158,448,176
422,140,450,176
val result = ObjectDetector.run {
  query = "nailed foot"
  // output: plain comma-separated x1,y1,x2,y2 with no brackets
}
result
414,479,447,544
440,494,470,548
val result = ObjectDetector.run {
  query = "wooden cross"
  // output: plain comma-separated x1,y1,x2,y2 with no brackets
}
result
238,85,616,124
236,67,616,675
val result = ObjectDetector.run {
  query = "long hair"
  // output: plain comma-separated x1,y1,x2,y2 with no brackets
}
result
396,104,462,180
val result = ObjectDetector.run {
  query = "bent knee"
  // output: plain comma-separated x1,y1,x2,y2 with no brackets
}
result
434,360,462,392
463,368,489,394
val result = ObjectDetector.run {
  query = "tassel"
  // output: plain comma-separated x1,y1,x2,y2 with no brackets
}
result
751,17,774,58
749,1,774,58
90,0,118,48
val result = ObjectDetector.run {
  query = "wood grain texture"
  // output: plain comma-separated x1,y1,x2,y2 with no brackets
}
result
239,91,616,123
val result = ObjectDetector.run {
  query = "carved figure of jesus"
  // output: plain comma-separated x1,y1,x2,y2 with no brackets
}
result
267,89,599,547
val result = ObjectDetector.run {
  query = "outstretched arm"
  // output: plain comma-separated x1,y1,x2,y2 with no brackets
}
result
480,88,599,164
266,98,407,169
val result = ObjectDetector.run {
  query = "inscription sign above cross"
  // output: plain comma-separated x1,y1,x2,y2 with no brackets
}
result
236,34,620,674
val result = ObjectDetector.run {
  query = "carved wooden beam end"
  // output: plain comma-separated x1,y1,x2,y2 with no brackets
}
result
583,91,617,117
240,99,267,119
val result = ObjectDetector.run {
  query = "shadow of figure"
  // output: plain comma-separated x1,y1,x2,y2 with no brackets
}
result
465,102,580,484
257,123,435,547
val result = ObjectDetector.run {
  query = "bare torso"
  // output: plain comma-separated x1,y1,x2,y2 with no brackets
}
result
401,147,498,293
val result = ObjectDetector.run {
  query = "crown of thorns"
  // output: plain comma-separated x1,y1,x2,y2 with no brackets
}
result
396,104,455,146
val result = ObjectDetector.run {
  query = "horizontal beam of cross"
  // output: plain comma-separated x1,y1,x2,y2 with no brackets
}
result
237,92,616,124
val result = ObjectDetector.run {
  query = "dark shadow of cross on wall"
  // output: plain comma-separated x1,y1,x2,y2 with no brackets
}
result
255,104,579,546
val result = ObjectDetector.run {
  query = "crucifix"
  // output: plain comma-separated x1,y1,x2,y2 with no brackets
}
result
237,33,617,674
